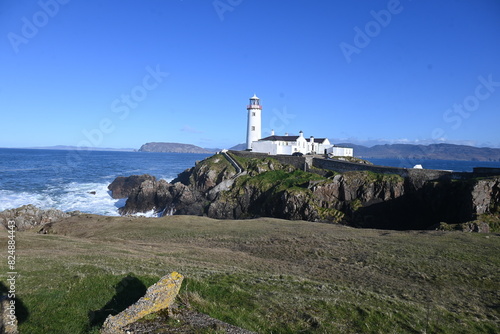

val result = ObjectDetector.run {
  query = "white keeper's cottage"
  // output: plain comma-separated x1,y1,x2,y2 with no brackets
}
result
245,95,353,157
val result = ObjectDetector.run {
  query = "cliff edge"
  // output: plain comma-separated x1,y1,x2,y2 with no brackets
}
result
109,152,500,230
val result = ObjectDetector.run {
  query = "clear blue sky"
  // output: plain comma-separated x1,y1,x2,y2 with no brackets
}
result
1,0,499,149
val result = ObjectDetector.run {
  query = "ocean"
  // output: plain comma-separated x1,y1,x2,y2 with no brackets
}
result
1,148,499,216
0,148,211,216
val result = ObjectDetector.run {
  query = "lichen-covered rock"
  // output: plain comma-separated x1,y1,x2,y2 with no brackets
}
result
101,272,184,334
0,296,18,334
471,178,500,215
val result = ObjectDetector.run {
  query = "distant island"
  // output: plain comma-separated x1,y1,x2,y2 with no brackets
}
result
138,142,214,154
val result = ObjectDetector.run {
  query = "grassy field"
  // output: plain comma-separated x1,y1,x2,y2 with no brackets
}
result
1,215,499,333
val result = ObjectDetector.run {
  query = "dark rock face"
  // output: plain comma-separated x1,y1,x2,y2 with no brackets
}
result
118,179,206,216
116,155,235,216
111,153,500,230
108,174,156,199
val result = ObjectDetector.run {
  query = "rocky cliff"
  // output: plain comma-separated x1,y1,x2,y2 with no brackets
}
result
108,153,500,230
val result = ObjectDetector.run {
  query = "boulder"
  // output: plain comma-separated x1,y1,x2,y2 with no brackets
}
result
471,178,500,215
0,296,18,334
460,221,490,233
101,272,184,334
108,174,156,199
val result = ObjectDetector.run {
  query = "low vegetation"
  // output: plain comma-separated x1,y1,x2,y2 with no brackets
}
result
1,215,499,333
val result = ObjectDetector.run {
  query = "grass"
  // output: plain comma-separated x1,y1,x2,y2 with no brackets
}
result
345,170,405,184
246,169,324,193
1,215,499,333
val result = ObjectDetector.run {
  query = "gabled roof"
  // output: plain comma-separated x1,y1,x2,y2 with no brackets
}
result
259,135,300,142
259,136,330,143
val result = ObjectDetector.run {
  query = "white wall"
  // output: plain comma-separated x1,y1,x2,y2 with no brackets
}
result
327,147,353,157
252,140,300,155
246,108,262,150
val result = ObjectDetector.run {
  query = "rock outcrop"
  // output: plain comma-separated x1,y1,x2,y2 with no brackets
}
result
110,152,500,230
108,174,156,199
0,295,18,334
0,204,80,231
101,272,183,333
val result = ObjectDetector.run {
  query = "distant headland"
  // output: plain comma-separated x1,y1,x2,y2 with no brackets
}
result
345,143,500,162
138,142,215,154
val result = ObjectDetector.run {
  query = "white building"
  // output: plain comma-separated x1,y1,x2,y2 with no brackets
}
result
327,146,354,157
245,95,353,157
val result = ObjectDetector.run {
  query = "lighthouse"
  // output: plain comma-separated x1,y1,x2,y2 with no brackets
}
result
246,94,262,150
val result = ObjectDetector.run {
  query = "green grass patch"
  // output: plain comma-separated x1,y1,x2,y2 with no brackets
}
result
12,269,159,334
347,170,404,184
247,169,323,193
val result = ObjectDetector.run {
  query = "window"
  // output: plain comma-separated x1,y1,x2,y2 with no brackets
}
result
251,126,255,131
252,112,256,116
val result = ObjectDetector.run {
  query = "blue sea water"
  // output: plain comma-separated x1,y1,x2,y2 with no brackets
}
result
0,148,210,216
366,158,500,172
1,148,499,216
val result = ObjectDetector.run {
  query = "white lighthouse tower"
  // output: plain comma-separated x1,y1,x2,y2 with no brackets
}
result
246,94,262,150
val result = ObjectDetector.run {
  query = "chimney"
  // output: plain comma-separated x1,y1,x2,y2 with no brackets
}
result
310,136,314,143
285,132,289,136
271,129,275,136
299,131,304,138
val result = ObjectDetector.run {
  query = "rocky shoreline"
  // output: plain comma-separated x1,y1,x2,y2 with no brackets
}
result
2,152,499,232
0,204,82,232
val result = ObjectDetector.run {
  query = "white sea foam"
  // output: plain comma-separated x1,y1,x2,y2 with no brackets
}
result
160,177,174,183
0,182,124,216
132,209,160,218
0,190,54,211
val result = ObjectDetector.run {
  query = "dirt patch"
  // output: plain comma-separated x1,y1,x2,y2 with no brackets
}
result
124,306,256,333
